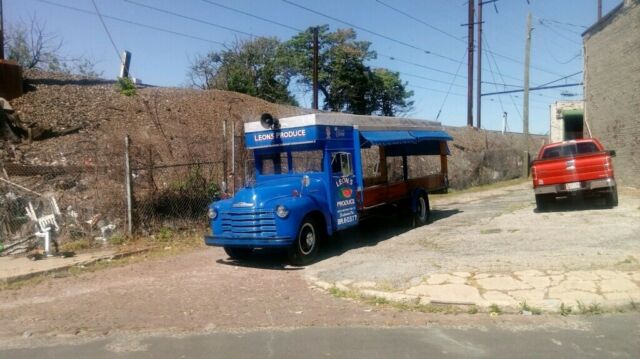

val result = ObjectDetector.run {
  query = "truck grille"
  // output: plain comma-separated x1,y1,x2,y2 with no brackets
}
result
221,209,277,238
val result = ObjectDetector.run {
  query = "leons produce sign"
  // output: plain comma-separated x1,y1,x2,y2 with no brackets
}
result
334,176,358,229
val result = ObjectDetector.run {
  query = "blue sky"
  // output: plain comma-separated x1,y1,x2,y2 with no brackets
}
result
6,0,621,134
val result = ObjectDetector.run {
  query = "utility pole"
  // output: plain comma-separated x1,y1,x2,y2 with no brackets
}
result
312,26,319,110
0,0,4,60
466,0,475,127
522,12,532,178
597,0,603,20
476,0,483,129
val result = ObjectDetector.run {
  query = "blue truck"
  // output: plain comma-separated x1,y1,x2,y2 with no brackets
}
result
205,113,452,265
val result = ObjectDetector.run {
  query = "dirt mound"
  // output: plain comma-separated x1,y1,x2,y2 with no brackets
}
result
9,70,310,167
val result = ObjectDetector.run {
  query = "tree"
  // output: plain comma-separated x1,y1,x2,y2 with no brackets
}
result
187,37,298,106
370,68,414,116
283,25,413,116
4,15,102,77
5,15,61,69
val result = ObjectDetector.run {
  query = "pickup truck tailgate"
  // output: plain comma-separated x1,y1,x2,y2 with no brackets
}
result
534,153,612,186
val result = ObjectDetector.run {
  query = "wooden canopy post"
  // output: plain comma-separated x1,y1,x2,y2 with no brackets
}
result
439,141,448,177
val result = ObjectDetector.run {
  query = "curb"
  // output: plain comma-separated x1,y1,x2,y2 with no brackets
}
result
0,247,152,285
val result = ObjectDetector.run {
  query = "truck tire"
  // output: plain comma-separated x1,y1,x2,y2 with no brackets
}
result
605,188,618,208
224,247,253,260
288,216,320,266
535,194,549,211
412,193,431,227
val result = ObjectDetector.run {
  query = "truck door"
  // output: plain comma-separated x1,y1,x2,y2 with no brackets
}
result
330,151,359,230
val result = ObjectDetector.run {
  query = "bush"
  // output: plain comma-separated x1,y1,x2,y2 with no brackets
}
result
117,77,136,96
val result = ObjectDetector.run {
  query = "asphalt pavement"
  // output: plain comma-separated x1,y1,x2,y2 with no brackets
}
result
3,314,638,358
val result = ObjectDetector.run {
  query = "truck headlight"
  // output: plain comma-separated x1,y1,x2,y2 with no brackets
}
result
276,205,289,218
208,208,218,219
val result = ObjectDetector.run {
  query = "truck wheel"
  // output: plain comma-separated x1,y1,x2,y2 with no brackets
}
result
535,194,549,211
605,188,618,207
413,194,431,227
288,216,320,266
224,247,253,260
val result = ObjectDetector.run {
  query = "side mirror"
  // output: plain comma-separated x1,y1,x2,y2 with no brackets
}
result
608,150,616,157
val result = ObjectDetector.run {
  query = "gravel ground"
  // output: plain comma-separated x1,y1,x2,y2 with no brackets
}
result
0,246,581,346
306,182,640,288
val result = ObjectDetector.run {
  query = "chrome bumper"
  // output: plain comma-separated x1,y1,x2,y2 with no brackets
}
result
534,178,616,195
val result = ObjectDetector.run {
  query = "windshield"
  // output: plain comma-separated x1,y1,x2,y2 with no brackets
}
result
542,142,599,159
257,150,323,175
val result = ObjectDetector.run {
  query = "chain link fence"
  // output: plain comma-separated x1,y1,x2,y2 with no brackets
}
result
0,140,125,255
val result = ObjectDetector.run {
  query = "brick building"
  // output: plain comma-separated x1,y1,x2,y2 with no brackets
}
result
583,0,640,187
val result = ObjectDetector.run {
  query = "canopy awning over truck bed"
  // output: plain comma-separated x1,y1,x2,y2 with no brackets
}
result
359,130,452,146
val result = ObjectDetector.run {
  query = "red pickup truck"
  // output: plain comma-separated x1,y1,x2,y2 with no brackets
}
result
531,138,617,210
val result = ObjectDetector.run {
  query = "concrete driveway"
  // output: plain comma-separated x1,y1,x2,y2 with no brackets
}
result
304,182,640,312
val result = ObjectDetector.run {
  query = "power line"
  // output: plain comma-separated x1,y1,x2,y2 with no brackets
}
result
407,84,466,97
537,19,582,45
374,0,566,78
90,0,122,65
377,53,461,77
200,0,303,32
34,0,224,45
436,51,467,121
483,35,522,121
281,0,462,64
482,82,583,96
124,0,258,38
397,71,466,89
374,0,464,43
537,71,582,87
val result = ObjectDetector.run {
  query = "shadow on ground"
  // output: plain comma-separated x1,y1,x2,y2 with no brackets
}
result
215,207,462,269
534,195,615,213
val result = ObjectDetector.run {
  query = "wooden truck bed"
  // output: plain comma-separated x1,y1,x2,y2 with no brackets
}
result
360,173,446,209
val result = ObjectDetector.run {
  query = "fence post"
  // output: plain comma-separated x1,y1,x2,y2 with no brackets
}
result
124,135,133,235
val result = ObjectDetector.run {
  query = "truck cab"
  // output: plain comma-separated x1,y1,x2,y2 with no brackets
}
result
205,113,452,265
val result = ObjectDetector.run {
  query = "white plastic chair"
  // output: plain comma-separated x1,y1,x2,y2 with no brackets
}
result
25,202,60,257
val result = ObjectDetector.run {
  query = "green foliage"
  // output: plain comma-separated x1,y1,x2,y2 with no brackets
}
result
188,25,414,115
108,234,127,246
283,25,413,116
170,166,220,199
117,77,137,97
520,301,542,315
188,37,298,106
156,227,175,242
488,303,502,314
560,303,572,316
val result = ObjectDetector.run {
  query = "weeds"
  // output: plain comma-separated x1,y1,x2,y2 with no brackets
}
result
577,301,603,315
116,77,136,96
560,303,572,316
488,303,502,314
520,301,542,315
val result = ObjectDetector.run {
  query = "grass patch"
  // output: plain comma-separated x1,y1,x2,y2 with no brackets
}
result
616,256,638,266
577,301,603,315
0,231,205,291
480,228,502,235
326,287,468,314
560,303,572,316
59,238,93,252
520,301,542,315
488,303,502,315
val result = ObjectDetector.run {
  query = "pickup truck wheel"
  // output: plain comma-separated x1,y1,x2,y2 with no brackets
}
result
288,217,320,266
412,194,431,227
605,188,618,207
224,247,253,260
535,194,549,211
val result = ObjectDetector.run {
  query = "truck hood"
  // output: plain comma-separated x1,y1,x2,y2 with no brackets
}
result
230,176,309,209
